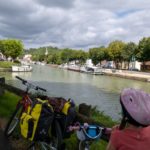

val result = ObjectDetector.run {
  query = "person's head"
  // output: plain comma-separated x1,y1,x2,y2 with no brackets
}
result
119,88,150,129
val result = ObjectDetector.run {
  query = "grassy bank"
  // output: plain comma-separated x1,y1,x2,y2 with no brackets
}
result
0,61,18,68
0,91,117,150
0,91,20,117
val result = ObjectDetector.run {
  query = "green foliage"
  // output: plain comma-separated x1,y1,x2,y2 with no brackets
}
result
0,91,20,118
107,40,126,68
89,47,108,65
90,106,116,127
136,37,150,62
121,42,137,62
89,48,100,65
0,61,18,68
60,49,72,63
107,40,126,61
49,53,62,64
60,48,88,64
0,39,23,59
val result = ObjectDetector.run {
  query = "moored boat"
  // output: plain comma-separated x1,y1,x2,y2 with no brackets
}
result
12,65,32,72
67,64,80,72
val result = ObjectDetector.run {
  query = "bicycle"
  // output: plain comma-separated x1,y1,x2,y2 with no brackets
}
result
68,123,111,150
4,76,62,150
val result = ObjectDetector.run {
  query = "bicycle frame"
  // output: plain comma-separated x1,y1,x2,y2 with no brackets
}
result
18,94,32,112
4,76,47,138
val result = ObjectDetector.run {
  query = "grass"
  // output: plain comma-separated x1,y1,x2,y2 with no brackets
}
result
90,106,116,127
0,61,18,68
0,91,117,150
0,91,20,118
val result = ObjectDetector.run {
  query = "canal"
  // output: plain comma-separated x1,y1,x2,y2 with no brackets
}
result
1,65,150,121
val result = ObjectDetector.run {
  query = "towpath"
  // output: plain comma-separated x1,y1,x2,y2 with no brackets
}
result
103,69,150,82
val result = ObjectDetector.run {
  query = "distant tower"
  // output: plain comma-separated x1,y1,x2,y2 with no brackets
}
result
45,47,48,56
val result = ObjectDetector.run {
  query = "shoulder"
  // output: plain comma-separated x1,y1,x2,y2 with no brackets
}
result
111,128,123,138
110,128,120,141
109,128,126,148
142,126,150,136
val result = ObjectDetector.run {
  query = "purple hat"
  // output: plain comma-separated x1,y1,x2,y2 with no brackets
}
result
120,88,150,126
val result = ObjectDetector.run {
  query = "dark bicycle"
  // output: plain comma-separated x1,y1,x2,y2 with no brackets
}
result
4,76,63,150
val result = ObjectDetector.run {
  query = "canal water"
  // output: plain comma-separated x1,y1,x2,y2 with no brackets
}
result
1,65,150,121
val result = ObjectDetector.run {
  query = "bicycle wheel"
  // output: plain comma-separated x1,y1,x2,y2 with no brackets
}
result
51,120,62,150
79,141,89,150
29,142,51,150
4,104,22,137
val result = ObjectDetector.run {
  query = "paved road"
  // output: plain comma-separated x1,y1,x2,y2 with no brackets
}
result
0,130,12,150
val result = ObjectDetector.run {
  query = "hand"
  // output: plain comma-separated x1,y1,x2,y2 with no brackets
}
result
112,125,119,131
83,122,89,129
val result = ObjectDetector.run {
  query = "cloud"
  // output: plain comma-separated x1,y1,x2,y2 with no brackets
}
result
35,0,74,9
0,0,150,49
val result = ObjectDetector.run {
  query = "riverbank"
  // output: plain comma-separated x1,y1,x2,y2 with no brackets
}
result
0,91,115,150
103,69,150,82
0,68,11,72
47,64,150,82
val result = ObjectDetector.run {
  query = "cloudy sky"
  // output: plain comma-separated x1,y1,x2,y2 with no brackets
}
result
0,0,150,50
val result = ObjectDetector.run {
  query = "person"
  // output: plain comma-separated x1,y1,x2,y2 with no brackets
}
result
107,88,150,150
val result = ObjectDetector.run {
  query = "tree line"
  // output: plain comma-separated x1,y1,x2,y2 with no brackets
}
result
0,37,150,69
29,37,150,69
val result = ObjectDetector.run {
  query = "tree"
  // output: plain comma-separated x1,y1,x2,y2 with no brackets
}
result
60,49,72,63
0,39,23,59
136,37,150,70
121,42,137,69
107,40,126,69
75,50,88,64
136,37,150,62
50,53,62,64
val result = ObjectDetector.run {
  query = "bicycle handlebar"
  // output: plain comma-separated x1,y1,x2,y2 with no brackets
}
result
36,86,47,92
82,126,104,140
16,76,27,84
15,76,47,92
68,123,111,140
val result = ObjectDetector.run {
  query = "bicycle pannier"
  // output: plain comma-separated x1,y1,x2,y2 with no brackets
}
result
20,98,54,141
48,97,77,138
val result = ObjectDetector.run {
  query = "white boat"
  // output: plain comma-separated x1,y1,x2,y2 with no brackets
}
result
59,63,68,69
68,64,80,72
80,66,104,75
12,65,32,72
80,66,93,73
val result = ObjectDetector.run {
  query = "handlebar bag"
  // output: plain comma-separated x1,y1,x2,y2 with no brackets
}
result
77,126,101,141
20,98,54,141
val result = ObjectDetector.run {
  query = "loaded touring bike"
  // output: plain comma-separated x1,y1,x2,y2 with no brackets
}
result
4,76,63,150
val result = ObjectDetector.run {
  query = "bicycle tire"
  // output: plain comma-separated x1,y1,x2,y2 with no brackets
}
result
79,141,89,150
4,104,22,137
29,142,48,150
52,120,63,150
29,140,59,150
